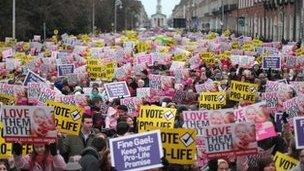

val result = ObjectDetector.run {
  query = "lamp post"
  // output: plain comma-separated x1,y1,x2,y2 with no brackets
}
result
114,0,123,33
92,0,95,34
12,0,16,39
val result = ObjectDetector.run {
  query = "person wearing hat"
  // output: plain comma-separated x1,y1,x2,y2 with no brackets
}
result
79,137,107,171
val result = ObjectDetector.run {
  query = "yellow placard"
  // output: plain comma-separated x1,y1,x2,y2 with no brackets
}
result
174,54,187,62
199,92,226,110
229,81,258,103
0,94,16,105
274,152,299,171
137,105,177,132
46,101,84,136
137,42,150,53
0,123,32,158
147,126,197,165
200,52,214,64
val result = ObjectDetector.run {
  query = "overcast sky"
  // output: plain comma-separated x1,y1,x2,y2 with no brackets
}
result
140,0,181,18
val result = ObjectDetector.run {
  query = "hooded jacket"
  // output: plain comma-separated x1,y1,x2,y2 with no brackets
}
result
79,147,101,171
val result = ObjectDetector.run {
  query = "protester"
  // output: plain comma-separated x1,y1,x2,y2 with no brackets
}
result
0,160,9,171
12,143,66,171
0,29,304,171
60,115,99,162
291,149,304,171
79,137,107,171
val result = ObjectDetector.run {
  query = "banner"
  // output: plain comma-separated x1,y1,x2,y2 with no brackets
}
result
2,105,56,143
137,105,177,132
37,87,56,105
136,53,153,66
274,152,299,171
1,48,13,58
23,70,47,86
199,92,226,110
46,101,83,136
262,56,281,70
195,81,218,93
57,64,75,77
229,81,258,103
230,55,255,68
0,94,16,105
207,108,235,126
136,87,151,100
290,81,304,95
120,97,142,117
262,92,279,112
109,130,163,171
104,81,131,100
149,74,162,90
293,117,304,149
182,110,209,135
255,121,277,141
0,122,32,159
147,127,197,165
27,82,41,104
283,97,302,118
201,122,258,158
234,102,268,123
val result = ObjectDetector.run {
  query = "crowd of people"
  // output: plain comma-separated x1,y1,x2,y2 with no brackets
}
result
0,29,304,171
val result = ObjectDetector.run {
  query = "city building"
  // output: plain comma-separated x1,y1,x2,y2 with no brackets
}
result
151,0,167,28
171,0,303,42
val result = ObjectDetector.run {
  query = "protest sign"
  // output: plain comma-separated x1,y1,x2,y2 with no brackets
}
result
120,97,142,117
169,61,185,71
104,81,130,100
2,105,56,143
234,102,268,123
37,87,56,105
262,92,279,112
207,108,235,126
290,81,304,95
283,97,300,118
293,117,304,149
199,92,226,110
109,130,163,171
57,64,75,77
27,82,41,104
23,70,47,86
149,74,162,90
147,127,197,165
255,121,277,141
195,81,218,93
275,113,284,133
229,81,258,103
182,110,209,135
0,122,33,159
1,48,13,58
262,56,281,70
274,152,299,171
137,105,177,132
0,94,16,105
201,122,257,158
200,52,214,64
46,101,83,135
230,55,255,68
136,53,153,66
136,87,151,100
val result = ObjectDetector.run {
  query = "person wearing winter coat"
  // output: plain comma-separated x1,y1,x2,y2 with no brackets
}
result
12,142,66,171
79,137,107,171
291,149,304,171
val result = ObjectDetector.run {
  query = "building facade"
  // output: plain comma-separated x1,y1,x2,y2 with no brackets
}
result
171,0,303,42
151,0,167,28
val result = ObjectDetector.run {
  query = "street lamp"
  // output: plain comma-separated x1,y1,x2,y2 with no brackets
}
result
114,0,123,33
12,0,16,39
